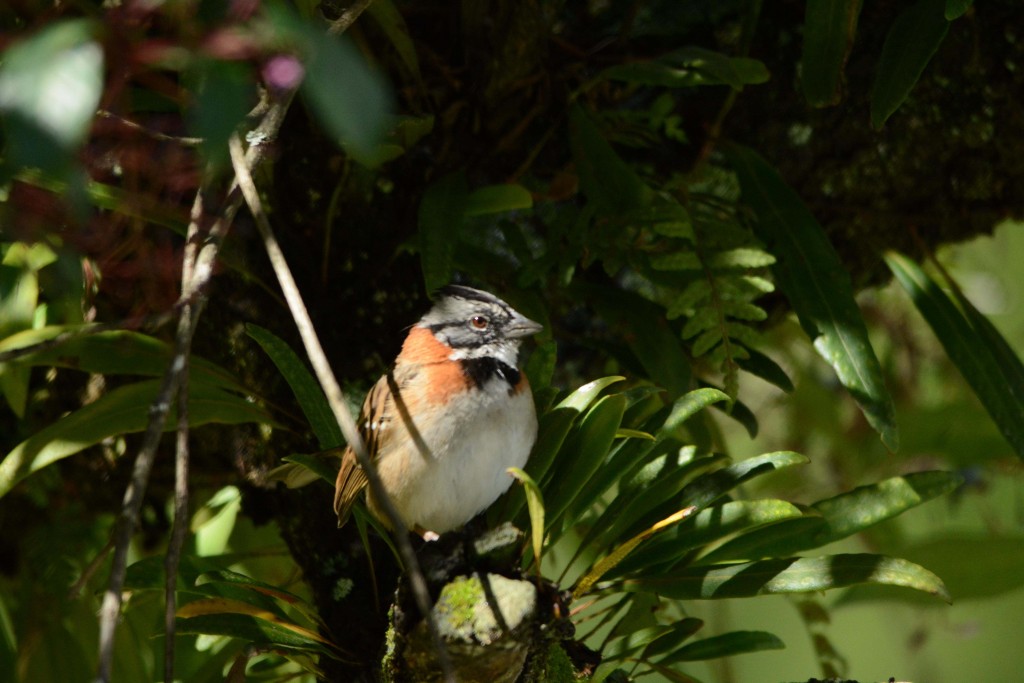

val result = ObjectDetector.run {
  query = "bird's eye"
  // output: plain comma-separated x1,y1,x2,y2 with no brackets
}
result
470,315,489,330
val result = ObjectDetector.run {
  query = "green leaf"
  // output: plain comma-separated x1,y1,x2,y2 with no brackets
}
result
419,171,469,294
575,506,698,598
545,394,627,532
508,467,545,571
366,0,421,81
700,471,961,563
870,0,949,128
569,105,650,216
175,612,328,652
0,19,103,173
464,184,533,217
678,451,809,512
555,376,625,413
640,618,705,660
0,326,246,392
246,323,343,449
276,451,341,487
266,3,392,162
659,388,731,440
603,625,677,662
618,554,950,602
659,630,784,664
886,251,1024,459
800,0,863,107
604,48,769,90
835,536,1024,605
610,500,805,578
736,348,794,392
0,380,272,499
729,144,898,451
944,0,972,19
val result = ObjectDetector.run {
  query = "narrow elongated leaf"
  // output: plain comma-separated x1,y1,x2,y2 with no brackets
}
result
418,171,469,294
0,381,272,499
569,105,650,216
801,0,863,106
836,536,1024,605
642,662,707,683
886,252,1024,459
508,467,545,571
699,471,961,563
176,612,329,652
366,0,421,81
575,506,697,598
464,184,533,217
281,451,341,486
870,0,949,128
729,144,898,451
618,554,950,602
0,326,246,391
247,323,343,449
265,3,392,160
736,348,794,392
660,388,731,439
603,625,677,662
546,394,627,531
678,451,808,513
660,630,784,664
555,376,625,413
641,618,705,660
611,499,805,578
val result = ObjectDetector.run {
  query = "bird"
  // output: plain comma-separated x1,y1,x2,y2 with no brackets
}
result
334,285,543,538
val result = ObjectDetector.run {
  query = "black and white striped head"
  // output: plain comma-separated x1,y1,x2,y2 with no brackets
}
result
419,285,542,364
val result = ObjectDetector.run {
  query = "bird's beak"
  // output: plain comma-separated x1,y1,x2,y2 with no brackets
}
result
506,313,543,339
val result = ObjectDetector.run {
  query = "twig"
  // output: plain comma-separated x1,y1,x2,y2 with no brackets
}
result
228,134,456,683
162,189,206,683
96,184,223,683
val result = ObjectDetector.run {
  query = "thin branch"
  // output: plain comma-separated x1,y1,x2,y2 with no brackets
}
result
162,188,206,683
228,133,456,683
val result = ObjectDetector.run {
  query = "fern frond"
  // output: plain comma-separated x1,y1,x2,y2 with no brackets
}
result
645,196,775,399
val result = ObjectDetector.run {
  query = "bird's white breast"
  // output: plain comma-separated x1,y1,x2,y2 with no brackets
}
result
375,376,537,533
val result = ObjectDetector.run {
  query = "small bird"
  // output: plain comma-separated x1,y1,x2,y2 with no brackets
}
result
334,285,542,537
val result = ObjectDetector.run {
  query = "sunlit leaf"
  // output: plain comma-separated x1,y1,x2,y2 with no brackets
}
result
870,0,949,128
545,394,627,532
886,251,1024,459
508,467,545,572
610,499,805,578
835,536,1024,605
728,144,898,451
0,326,247,392
617,554,950,602
176,611,329,652
0,381,272,499
574,506,697,599
0,19,103,173
699,471,962,563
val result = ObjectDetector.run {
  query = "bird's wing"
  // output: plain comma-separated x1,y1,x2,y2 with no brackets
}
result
333,373,393,528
